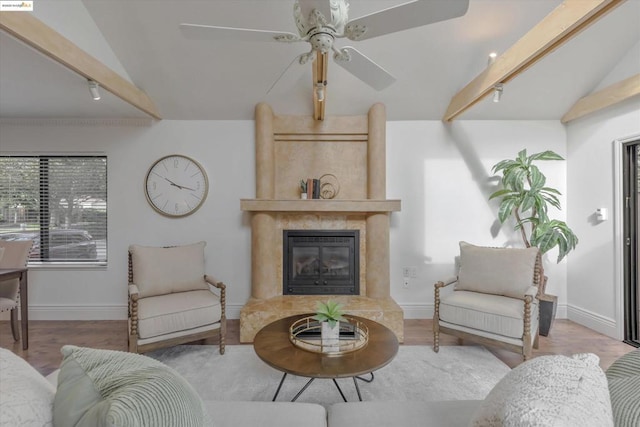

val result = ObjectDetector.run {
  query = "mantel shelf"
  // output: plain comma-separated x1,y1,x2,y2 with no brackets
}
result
240,199,401,213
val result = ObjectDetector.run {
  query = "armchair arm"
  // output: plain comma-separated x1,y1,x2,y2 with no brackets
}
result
128,284,139,337
128,284,139,300
205,275,226,321
435,276,458,289
525,285,538,300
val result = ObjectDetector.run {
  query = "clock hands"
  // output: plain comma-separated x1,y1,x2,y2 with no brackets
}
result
163,176,196,191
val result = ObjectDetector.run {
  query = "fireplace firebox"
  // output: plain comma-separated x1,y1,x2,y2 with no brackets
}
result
283,230,359,295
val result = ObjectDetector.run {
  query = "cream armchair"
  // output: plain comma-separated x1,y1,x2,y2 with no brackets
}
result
434,242,542,360
0,239,33,343
128,241,226,354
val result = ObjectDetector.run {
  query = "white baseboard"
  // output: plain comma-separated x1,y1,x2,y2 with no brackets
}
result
400,303,433,319
567,304,617,339
22,304,245,321
18,303,571,322
28,305,128,320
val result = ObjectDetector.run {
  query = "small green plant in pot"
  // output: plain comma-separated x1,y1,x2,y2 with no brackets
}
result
489,149,578,335
313,300,346,328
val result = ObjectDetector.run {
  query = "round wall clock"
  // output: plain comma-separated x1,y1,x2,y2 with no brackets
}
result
144,154,209,217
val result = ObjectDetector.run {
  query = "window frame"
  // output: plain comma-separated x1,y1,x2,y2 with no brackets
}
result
0,154,108,267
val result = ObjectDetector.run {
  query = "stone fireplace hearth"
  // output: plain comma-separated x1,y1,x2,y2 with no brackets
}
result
239,103,403,342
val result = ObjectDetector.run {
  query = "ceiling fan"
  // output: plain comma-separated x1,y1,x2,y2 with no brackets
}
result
180,0,469,117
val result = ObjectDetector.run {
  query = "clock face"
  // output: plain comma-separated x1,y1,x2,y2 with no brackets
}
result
144,155,208,217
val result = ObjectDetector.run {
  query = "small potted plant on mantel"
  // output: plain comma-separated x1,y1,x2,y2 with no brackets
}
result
300,179,308,199
489,149,579,336
313,300,346,352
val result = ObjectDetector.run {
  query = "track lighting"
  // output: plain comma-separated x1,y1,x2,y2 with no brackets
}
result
487,52,497,66
493,83,503,103
88,80,101,101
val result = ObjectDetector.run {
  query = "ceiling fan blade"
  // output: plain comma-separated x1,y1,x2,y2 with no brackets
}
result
344,0,469,41
298,0,332,23
180,23,298,43
333,46,396,91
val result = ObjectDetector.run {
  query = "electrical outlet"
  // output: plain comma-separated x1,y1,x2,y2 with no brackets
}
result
403,278,410,288
402,267,411,277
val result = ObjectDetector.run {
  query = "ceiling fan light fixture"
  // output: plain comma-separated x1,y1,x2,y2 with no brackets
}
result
315,82,325,101
493,83,503,103
88,80,101,101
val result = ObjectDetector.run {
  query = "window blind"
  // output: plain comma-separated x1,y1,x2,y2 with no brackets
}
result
0,155,107,264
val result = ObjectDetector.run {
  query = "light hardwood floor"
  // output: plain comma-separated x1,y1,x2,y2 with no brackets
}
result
0,319,635,376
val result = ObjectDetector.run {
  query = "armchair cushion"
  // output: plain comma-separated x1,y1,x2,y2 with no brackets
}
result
137,289,222,339
439,291,538,340
470,353,613,427
456,242,538,299
53,345,210,427
129,241,209,298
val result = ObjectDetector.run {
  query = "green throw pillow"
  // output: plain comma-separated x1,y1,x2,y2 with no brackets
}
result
53,345,211,427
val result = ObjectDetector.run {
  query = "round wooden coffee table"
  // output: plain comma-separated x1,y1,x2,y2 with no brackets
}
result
253,314,399,402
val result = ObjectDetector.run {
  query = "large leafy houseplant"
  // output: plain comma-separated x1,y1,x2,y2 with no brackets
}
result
489,149,578,294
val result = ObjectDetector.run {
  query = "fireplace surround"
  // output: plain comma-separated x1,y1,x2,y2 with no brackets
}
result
239,103,403,342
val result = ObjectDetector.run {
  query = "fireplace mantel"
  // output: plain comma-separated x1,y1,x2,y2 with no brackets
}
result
240,199,400,213
240,103,403,343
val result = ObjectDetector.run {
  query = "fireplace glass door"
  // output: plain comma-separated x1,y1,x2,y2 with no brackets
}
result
283,230,359,295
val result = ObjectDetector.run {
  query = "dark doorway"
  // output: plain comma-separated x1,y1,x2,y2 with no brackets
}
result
622,139,640,347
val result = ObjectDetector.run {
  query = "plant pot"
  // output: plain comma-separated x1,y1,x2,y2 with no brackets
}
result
538,293,557,337
300,193,308,200
321,321,340,352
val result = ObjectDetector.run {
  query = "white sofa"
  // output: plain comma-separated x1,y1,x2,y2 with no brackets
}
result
0,346,615,427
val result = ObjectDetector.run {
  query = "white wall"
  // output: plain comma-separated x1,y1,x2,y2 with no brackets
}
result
0,118,568,320
387,120,568,318
0,119,255,319
566,98,640,338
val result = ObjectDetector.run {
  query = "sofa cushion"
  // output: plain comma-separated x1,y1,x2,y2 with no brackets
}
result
0,347,55,427
439,291,538,339
129,241,209,298
456,242,538,299
606,350,640,427
137,289,222,339
470,353,613,427
53,345,211,427
205,401,327,427
328,400,482,427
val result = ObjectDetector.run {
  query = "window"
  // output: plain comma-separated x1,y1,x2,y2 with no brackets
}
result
0,155,107,264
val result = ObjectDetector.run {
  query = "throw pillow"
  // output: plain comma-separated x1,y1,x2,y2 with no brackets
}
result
456,241,538,299
0,347,55,427
129,241,209,298
470,353,613,427
53,345,211,427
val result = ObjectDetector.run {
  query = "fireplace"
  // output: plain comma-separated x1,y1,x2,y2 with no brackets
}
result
283,230,359,295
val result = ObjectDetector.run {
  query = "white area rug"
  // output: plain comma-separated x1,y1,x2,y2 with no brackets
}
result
148,345,510,406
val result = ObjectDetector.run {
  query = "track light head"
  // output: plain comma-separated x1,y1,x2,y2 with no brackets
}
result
492,83,503,103
487,52,497,66
88,80,101,101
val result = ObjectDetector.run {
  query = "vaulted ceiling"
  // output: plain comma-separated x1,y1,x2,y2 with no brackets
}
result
0,0,638,121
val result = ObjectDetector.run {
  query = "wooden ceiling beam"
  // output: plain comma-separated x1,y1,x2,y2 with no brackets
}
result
561,73,640,123
443,0,625,122
0,12,162,120
313,51,328,121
